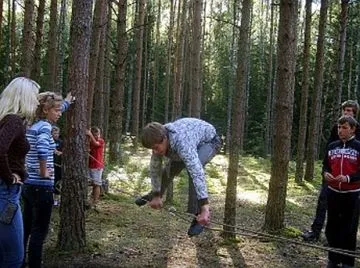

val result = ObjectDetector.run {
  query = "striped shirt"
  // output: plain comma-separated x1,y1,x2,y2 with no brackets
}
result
25,101,69,187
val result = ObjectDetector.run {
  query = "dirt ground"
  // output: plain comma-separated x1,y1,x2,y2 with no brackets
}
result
42,155,360,267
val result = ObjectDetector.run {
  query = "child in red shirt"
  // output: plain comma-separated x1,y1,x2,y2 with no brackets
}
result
86,127,105,206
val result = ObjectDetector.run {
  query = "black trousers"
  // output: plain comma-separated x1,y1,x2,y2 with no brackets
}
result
325,188,360,266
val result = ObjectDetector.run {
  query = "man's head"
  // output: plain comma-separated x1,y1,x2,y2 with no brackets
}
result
341,100,359,118
337,115,358,142
141,122,168,155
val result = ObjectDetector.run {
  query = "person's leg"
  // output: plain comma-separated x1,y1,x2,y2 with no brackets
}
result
0,183,23,268
337,192,359,267
22,185,34,266
27,187,53,268
311,181,328,233
325,189,342,266
89,169,103,205
187,139,221,215
303,181,328,241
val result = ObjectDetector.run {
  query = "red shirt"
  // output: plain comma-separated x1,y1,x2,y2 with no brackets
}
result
89,137,105,169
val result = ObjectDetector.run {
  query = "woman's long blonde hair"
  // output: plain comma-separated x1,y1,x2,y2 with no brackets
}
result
0,77,40,122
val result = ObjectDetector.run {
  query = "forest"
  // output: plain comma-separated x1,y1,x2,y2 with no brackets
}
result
1,0,360,267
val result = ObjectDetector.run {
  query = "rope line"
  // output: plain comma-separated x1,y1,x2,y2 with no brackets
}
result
55,154,360,259
168,208,360,259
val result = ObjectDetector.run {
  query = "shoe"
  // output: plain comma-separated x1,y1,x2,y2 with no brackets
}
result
187,218,204,237
53,200,59,206
135,193,152,206
301,230,320,242
342,264,354,268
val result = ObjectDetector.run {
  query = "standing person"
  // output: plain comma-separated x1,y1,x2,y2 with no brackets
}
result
302,100,360,242
0,77,39,268
323,115,360,268
23,91,73,268
139,118,221,236
52,126,63,206
86,127,105,207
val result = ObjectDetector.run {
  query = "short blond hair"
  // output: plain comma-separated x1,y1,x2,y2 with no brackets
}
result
36,91,63,120
0,77,40,122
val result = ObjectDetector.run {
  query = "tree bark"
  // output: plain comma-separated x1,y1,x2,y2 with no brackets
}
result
190,0,203,117
108,0,127,165
47,0,59,93
295,0,312,184
87,0,107,125
21,0,35,77
332,0,349,122
31,0,45,81
264,0,298,231
304,0,328,182
223,0,252,239
57,0,93,251
131,0,146,143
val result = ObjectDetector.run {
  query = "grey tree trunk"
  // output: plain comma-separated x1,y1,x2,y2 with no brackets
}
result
264,0,298,232
31,0,45,82
304,0,328,182
223,0,252,239
58,0,93,250
295,0,312,184
21,0,35,77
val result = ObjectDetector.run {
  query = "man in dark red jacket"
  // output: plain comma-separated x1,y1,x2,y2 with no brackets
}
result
323,115,360,268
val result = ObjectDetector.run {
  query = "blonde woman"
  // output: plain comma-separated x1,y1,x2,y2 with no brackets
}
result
22,91,73,268
0,77,40,268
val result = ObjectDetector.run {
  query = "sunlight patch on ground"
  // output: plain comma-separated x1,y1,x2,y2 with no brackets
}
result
237,190,267,205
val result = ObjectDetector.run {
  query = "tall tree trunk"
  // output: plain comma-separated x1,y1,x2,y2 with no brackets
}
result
47,0,59,93
151,0,161,121
172,0,187,120
223,0,252,239
264,0,275,156
87,0,106,125
190,0,202,117
304,0,328,182
131,0,146,143
295,0,312,184
108,0,127,165
103,2,112,139
164,0,175,123
21,0,35,77
31,0,45,81
332,0,349,122
10,0,16,76
264,0,298,231
0,0,4,47
58,0,93,250
92,4,107,131
56,0,67,93
225,0,238,155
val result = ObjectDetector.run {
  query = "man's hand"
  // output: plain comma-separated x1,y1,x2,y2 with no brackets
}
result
196,204,210,225
148,196,163,209
335,174,348,183
324,172,335,182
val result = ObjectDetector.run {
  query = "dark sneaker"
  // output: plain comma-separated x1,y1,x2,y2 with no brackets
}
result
187,218,204,237
326,260,341,268
135,193,152,207
301,230,320,242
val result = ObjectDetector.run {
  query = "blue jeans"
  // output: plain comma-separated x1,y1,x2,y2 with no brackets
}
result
22,184,53,268
0,181,23,268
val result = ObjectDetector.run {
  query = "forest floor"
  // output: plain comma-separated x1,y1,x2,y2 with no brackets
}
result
42,149,360,268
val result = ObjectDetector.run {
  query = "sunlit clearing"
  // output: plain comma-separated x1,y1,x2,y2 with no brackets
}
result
237,190,267,205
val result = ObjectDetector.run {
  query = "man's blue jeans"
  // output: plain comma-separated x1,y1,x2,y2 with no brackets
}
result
22,184,53,268
0,181,23,268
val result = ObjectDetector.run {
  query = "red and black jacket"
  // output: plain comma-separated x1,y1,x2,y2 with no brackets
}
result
323,137,360,192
